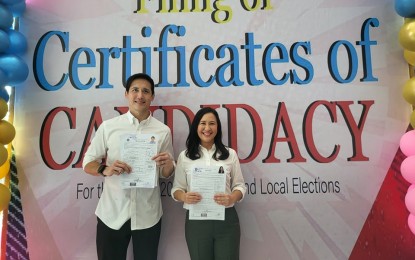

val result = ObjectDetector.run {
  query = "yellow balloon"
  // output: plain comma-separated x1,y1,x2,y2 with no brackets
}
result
0,159,10,179
0,120,15,144
403,77,415,105
0,99,7,120
411,110,415,129
0,183,10,212
405,50,415,66
399,21,415,52
405,18,415,24
0,145,7,166
7,143,11,159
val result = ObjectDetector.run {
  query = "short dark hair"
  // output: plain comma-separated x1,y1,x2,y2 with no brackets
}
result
124,73,155,95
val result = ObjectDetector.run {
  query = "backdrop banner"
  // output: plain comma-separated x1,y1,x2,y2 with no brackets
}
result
15,0,411,259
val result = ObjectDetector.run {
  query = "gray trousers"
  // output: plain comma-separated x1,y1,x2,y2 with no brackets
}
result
185,207,241,260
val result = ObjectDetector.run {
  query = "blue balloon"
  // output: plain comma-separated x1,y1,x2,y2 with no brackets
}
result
0,0,23,5
395,0,415,18
0,54,28,85
6,1,25,17
0,4,13,30
5,29,26,54
0,69,6,87
0,29,10,53
0,87,9,103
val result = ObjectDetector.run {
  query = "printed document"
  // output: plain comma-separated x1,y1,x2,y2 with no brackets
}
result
120,133,158,189
189,165,226,220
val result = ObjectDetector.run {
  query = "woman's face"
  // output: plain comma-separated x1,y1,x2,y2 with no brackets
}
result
197,112,218,149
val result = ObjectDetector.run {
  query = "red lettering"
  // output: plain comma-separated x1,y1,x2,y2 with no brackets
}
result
40,107,77,170
303,101,340,163
40,101,372,171
72,107,104,168
263,102,306,163
159,105,196,138
222,104,263,163
336,100,373,161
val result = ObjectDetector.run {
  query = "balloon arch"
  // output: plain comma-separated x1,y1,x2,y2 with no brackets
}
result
396,0,415,235
0,0,28,213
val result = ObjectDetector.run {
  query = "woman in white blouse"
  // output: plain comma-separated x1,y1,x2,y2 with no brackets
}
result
172,107,246,260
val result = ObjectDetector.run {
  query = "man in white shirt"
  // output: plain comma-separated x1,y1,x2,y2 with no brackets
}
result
83,73,175,260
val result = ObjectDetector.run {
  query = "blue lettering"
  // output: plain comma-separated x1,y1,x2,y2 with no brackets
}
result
34,31,69,91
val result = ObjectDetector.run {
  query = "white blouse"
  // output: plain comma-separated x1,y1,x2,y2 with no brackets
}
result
172,144,246,209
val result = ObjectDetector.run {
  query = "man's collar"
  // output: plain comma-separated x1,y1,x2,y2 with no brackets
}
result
126,110,152,125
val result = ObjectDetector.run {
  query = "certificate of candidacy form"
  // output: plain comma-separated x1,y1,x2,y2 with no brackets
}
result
120,133,158,189
189,166,226,220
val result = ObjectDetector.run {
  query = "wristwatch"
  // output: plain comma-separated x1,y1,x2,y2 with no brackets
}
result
97,165,107,177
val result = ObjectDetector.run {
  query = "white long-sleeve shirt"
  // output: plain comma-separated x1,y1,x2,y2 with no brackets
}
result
82,111,174,230
172,144,246,209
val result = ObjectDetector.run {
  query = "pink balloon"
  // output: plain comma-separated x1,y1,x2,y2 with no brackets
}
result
400,155,415,184
400,130,415,156
409,184,415,193
408,214,415,235
405,188,415,214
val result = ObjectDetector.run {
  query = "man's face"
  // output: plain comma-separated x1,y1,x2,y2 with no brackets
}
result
125,78,154,117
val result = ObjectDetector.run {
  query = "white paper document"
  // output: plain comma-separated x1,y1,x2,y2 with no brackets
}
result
189,165,226,220
120,133,158,189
